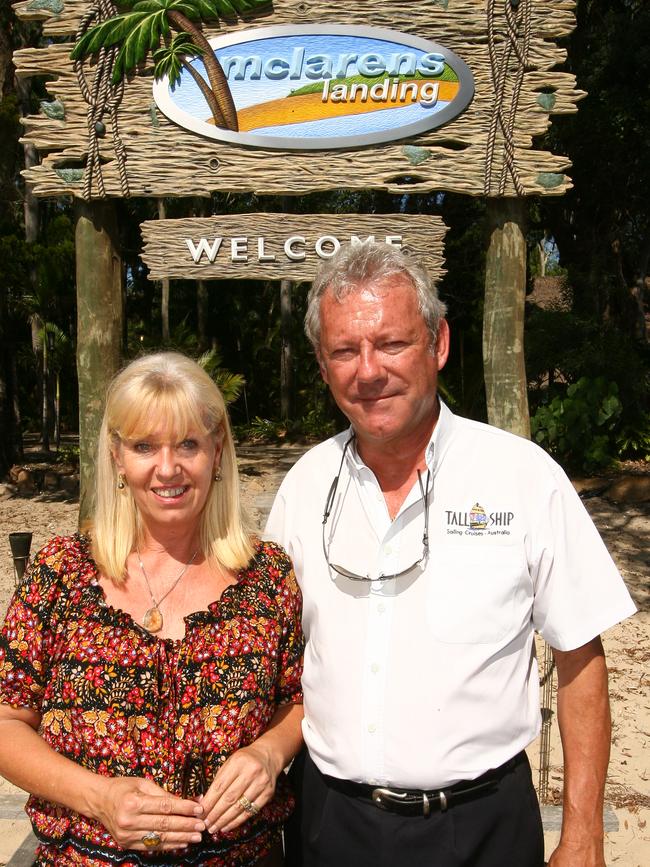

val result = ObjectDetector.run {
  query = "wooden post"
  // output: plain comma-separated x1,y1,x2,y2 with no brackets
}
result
75,200,123,527
483,197,530,439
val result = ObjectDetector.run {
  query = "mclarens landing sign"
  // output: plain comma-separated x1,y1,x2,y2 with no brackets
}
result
153,25,475,150
222,45,447,81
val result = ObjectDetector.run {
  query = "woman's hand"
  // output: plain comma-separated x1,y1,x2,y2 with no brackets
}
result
94,776,206,852
199,742,281,835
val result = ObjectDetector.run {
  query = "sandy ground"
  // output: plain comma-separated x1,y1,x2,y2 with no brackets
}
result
0,445,648,865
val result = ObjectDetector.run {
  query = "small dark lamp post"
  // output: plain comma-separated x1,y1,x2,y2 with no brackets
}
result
9,532,33,585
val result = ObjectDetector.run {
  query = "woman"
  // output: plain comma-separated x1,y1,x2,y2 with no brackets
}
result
0,352,304,865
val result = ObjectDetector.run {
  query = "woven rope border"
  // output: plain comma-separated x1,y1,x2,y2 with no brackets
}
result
73,0,130,200
484,0,532,196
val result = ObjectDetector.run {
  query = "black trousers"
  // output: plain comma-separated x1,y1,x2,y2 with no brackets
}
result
285,750,544,867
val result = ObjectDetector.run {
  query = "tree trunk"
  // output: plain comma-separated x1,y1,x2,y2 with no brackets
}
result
181,58,225,127
17,75,40,453
10,352,23,461
0,287,13,475
195,198,210,351
54,370,61,450
75,200,123,528
483,198,530,438
168,11,238,131
41,331,49,452
280,278,293,421
158,199,170,342
197,279,209,351
0,9,16,474
16,77,39,258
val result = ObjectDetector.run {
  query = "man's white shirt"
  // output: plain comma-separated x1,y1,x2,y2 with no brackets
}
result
265,402,636,789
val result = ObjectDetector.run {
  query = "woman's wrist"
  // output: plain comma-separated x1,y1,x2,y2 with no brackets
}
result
81,769,112,823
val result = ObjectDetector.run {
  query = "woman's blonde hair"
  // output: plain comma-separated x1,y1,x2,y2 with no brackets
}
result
92,352,254,583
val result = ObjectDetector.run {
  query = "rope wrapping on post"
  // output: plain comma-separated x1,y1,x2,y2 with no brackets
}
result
484,0,533,196
538,639,555,804
73,0,130,200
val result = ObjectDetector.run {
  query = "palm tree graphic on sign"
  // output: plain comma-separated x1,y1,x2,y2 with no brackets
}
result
71,0,268,131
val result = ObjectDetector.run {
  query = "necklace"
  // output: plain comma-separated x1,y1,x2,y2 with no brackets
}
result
136,548,199,633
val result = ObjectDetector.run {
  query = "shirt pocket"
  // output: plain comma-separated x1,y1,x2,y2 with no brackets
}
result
426,545,524,644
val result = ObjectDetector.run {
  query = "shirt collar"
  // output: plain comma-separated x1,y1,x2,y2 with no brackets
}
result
344,399,454,474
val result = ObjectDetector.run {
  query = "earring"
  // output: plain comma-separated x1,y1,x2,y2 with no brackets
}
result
214,467,222,482
117,474,126,490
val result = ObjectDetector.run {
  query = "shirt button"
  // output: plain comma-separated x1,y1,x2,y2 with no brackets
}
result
371,663,380,674
384,544,392,555
368,723,377,733
377,603,386,614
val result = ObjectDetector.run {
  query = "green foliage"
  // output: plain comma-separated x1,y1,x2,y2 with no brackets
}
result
539,0,650,323
531,377,623,473
153,32,204,85
526,310,644,393
615,412,650,462
0,94,22,213
56,444,80,466
526,308,649,467
234,408,336,444
71,0,270,84
286,407,337,440
196,347,245,405
235,416,285,443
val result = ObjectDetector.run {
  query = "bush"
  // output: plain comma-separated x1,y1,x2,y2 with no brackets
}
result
530,377,622,473
615,412,650,462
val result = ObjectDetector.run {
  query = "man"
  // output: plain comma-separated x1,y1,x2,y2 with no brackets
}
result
265,241,635,867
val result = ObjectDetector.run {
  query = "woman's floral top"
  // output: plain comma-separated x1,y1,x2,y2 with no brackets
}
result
0,534,304,866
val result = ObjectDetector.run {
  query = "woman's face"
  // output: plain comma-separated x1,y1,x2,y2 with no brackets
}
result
113,424,223,541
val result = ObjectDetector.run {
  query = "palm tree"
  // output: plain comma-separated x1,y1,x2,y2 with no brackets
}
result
153,32,225,127
71,0,268,131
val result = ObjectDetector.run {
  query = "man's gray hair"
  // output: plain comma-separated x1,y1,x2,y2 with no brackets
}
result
305,240,447,352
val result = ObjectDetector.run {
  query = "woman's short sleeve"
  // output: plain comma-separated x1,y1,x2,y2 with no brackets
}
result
0,537,70,711
267,545,304,707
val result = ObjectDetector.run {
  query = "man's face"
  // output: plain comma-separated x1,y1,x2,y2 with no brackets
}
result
317,276,449,448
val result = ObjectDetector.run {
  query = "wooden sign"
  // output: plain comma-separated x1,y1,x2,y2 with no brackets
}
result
14,0,583,200
140,213,447,282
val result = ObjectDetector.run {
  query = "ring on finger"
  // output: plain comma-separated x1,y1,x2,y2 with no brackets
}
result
142,831,162,848
238,795,260,816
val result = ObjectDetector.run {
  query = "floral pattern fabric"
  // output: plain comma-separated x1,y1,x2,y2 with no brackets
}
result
0,534,304,866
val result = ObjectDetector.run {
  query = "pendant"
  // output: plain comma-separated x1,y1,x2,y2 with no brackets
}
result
143,606,163,633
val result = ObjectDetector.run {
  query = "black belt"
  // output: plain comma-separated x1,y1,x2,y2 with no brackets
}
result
320,752,524,817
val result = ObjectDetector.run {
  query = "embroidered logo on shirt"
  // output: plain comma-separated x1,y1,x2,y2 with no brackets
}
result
469,502,488,529
445,503,514,536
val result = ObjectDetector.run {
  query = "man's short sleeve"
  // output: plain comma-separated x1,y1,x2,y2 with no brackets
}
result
529,460,636,650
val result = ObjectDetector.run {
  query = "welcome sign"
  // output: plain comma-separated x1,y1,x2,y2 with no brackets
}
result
152,25,474,150
140,213,447,282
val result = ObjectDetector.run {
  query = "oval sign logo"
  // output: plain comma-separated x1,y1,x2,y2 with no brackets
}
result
152,25,474,150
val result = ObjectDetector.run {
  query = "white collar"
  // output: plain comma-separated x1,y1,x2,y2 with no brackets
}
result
345,399,454,474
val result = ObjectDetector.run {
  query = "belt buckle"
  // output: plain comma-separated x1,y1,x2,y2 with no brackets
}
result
371,786,409,811
371,787,433,817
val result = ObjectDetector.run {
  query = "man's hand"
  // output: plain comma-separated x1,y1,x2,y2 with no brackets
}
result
547,838,606,867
